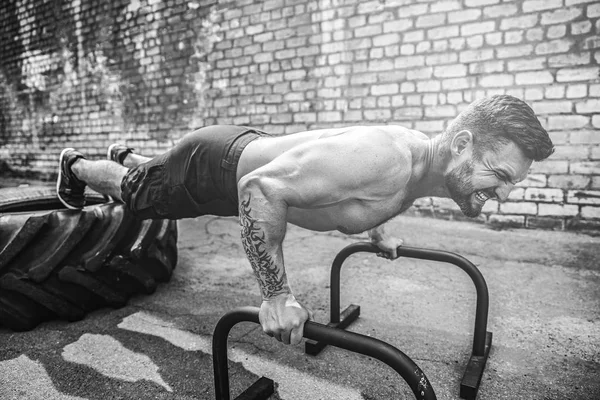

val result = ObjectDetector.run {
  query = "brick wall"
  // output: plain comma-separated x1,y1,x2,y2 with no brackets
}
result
1,0,599,232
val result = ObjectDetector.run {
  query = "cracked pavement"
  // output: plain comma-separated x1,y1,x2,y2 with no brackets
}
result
1,214,599,399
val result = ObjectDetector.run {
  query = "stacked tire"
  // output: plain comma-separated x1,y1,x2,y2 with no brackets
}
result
0,186,178,331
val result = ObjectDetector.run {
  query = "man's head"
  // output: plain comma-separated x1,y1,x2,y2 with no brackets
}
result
440,95,554,217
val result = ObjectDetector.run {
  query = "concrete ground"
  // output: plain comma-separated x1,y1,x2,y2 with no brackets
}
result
0,202,599,399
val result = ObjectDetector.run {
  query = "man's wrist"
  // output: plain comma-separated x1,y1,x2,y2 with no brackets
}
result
261,287,292,302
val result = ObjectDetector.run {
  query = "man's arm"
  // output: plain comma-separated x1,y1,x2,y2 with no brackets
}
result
237,169,312,346
237,129,408,344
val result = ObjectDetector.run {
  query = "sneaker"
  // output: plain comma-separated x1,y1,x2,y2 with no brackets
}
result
107,143,134,165
57,148,87,209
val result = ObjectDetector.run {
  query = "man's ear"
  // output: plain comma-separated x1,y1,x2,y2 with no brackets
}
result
450,130,473,156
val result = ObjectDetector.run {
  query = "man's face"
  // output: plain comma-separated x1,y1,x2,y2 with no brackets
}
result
446,141,533,218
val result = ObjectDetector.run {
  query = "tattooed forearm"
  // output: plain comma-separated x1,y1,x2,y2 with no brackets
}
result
239,194,287,299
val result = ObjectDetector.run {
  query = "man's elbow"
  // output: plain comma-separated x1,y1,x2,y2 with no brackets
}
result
238,173,265,198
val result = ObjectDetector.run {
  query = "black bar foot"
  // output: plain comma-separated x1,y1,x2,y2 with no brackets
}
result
460,331,493,400
305,304,360,355
234,376,274,400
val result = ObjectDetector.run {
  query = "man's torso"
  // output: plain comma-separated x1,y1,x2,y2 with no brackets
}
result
236,125,432,233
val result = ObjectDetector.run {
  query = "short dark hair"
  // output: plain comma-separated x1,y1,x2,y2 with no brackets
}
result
443,95,554,161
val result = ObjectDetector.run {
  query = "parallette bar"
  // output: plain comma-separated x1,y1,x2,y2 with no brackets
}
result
213,306,437,400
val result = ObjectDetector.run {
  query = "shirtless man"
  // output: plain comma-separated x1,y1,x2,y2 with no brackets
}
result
56,94,554,345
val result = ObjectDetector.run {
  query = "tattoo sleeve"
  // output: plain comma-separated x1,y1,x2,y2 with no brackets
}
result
239,193,289,299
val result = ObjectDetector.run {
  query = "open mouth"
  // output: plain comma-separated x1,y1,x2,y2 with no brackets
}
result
474,190,490,203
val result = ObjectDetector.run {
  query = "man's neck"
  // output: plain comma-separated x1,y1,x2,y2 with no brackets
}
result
411,135,449,199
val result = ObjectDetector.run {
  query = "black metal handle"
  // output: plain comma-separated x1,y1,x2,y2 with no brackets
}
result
213,306,437,400
330,242,489,357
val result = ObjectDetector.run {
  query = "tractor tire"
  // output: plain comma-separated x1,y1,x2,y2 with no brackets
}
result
0,186,178,331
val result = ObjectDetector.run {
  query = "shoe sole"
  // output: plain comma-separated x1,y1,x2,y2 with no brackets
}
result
107,143,120,164
57,148,81,210
105,144,124,202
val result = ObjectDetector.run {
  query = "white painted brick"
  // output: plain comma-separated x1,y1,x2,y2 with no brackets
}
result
400,82,416,93
442,77,476,90
588,2,600,17
434,64,468,78
448,9,481,23
396,3,429,17
500,202,538,215
548,52,591,68
465,0,500,5
523,0,563,13
538,204,579,217
508,187,526,200
427,25,460,40
527,27,545,42
525,188,565,203
479,74,514,87
575,99,600,113
461,21,496,36
496,44,534,59
545,85,566,99
500,15,538,30
373,33,401,47
519,174,548,187
394,107,422,120
571,20,592,35
505,31,524,45
417,80,442,92
507,57,546,71
567,190,600,205
549,175,591,189
371,84,399,95
541,7,583,25
383,18,414,33
470,60,505,74
414,120,445,133
459,49,494,63
407,67,433,80
581,36,600,50
426,53,458,65
416,13,446,28
483,4,518,18
532,100,573,114
547,25,567,39
535,39,574,55
566,0,598,5
431,0,461,12
489,214,525,226
571,161,600,174
549,131,570,144
525,87,544,100
570,130,600,144
404,30,425,42
546,115,590,130
395,55,425,69
515,71,554,85
485,32,503,46
581,206,600,219
556,66,600,82
416,41,432,53
592,115,600,128
530,160,570,173
364,109,392,120
482,199,499,213
467,35,484,49
425,105,456,117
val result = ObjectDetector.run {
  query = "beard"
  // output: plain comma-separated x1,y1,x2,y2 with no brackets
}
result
445,159,483,218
